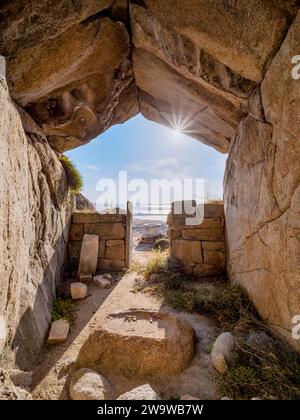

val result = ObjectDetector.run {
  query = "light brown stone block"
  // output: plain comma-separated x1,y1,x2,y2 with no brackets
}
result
69,223,84,241
78,234,99,275
73,212,124,224
183,228,224,241
84,223,125,239
47,319,69,344
172,239,202,263
105,240,125,260
101,259,125,272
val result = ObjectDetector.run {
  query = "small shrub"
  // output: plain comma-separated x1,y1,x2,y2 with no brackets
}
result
59,155,83,193
51,298,74,324
153,238,170,251
142,251,169,280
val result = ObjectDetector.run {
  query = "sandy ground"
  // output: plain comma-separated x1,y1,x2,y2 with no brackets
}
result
31,266,220,400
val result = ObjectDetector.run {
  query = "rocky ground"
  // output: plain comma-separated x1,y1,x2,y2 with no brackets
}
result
29,267,220,400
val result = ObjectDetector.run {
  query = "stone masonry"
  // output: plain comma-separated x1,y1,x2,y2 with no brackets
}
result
168,202,225,277
68,209,132,273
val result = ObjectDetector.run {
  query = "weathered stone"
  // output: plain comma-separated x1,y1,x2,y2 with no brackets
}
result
75,193,96,211
135,50,240,153
78,234,99,276
93,275,112,289
172,239,202,263
183,228,224,241
0,81,72,368
193,262,224,278
105,240,125,260
9,369,33,390
168,228,182,240
137,0,297,82
211,333,234,373
117,384,160,400
79,273,93,284
47,319,70,344
84,223,125,239
225,12,300,352
69,223,84,241
0,55,5,80
76,309,195,377
70,282,87,299
73,212,124,224
0,316,6,353
69,368,111,401
203,242,226,267
70,282,87,300
0,1,114,57
0,368,32,400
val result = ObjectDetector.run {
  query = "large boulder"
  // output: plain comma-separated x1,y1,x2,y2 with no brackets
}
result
76,309,195,377
224,11,300,352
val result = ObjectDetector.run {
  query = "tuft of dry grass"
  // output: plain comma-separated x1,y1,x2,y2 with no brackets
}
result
134,252,300,400
59,155,83,193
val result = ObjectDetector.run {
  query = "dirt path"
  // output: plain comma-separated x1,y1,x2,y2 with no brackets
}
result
31,271,220,400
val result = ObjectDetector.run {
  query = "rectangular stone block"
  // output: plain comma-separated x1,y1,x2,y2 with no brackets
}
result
202,241,226,267
183,228,225,241
68,241,82,260
69,223,84,241
47,319,69,344
84,223,125,239
168,228,182,240
73,212,124,224
105,240,125,260
99,258,125,271
183,217,223,229
172,239,202,263
78,234,99,275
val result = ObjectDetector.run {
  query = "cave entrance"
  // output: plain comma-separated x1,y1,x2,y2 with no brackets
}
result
66,113,227,271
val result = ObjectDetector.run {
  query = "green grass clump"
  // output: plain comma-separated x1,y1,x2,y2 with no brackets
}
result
59,155,83,193
51,298,74,324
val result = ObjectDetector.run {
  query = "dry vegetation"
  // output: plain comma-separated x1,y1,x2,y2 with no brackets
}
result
133,251,300,400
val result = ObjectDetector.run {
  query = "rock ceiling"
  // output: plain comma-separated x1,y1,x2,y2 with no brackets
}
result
0,0,298,153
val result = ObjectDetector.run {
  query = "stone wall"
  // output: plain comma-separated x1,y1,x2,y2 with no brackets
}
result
68,209,132,273
168,203,225,277
224,11,300,351
0,78,73,369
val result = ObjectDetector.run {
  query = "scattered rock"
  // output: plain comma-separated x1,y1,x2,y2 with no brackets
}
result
76,309,195,377
211,332,234,374
70,282,88,300
117,384,160,400
9,370,33,390
94,275,112,289
79,273,93,284
69,368,111,400
47,319,70,344
211,351,227,374
251,397,261,400
180,394,200,400
221,396,232,400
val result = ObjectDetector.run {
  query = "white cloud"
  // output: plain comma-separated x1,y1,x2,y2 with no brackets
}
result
80,163,101,171
124,158,192,180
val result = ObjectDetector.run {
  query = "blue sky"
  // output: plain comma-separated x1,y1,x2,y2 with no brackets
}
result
66,114,227,208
